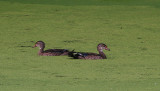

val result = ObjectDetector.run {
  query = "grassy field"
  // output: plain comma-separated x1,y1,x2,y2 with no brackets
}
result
0,0,160,91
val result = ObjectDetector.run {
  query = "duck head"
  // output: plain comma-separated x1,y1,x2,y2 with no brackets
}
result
97,43,110,52
33,41,45,49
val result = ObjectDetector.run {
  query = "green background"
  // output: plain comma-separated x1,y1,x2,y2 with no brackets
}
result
0,0,160,91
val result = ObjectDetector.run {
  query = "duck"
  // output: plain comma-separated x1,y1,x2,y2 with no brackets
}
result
33,41,70,56
68,43,110,60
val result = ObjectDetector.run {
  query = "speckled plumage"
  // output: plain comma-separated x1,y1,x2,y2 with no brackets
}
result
33,41,69,56
68,43,110,60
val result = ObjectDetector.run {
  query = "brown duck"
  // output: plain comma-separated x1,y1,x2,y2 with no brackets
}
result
68,43,110,60
33,41,69,56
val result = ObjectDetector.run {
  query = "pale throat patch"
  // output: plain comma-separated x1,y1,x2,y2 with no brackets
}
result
99,49,103,52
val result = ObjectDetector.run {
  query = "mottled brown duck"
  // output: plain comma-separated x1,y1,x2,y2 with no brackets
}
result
33,41,69,56
68,43,110,60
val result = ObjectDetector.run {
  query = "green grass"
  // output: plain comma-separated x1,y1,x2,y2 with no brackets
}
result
0,0,160,91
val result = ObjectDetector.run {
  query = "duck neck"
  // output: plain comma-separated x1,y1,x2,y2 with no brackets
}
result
98,50,107,59
38,47,44,55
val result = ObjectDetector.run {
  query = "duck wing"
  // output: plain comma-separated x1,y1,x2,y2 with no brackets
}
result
44,49,69,53
69,51,99,59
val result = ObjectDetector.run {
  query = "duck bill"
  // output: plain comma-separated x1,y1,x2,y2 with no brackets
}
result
105,47,110,51
32,45,37,48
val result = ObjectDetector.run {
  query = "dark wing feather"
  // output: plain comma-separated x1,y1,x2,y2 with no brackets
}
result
44,49,69,53
68,51,99,59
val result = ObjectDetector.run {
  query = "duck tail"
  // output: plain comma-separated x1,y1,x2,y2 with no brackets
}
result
68,49,75,57
68,50,82,59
